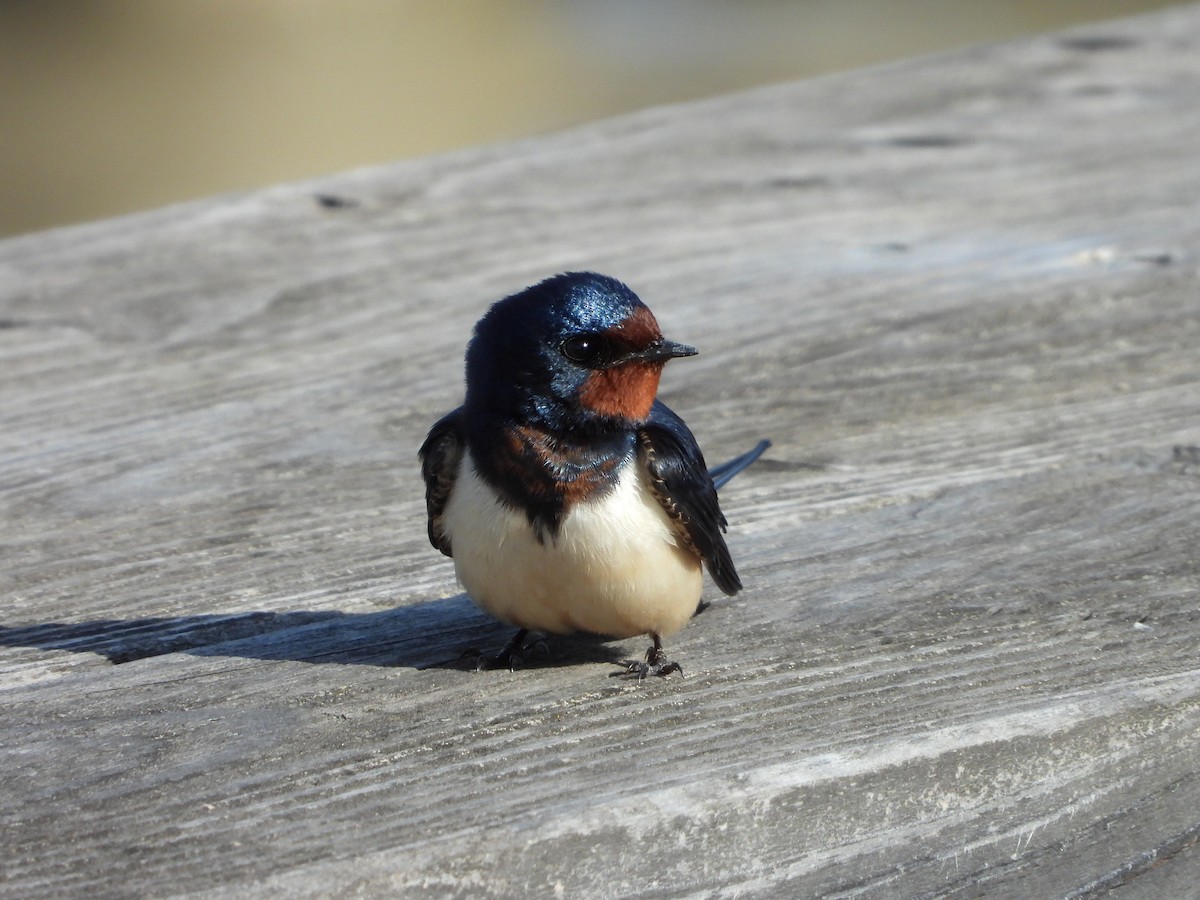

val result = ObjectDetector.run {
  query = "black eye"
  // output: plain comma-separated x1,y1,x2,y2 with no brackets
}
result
560,334,614,367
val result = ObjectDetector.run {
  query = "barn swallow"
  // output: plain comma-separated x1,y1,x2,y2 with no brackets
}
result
419,272,768,678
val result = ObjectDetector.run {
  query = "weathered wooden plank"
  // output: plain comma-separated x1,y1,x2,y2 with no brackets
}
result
3,5,1200,898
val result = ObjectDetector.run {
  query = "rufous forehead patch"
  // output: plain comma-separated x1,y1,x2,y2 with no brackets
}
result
608,305,663,348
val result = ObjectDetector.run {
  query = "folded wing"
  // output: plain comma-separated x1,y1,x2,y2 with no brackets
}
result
418,409,465,557
637,400,741,596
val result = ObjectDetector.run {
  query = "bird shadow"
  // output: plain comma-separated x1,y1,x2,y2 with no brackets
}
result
0,594,632,672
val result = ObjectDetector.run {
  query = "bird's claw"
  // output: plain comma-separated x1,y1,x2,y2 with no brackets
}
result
464,630,549,671
612,645,684,680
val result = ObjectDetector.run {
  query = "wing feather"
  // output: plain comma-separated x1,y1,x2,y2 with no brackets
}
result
418,409,465,557
638,400,741,596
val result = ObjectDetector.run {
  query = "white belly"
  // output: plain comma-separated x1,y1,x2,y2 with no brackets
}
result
441,455,703,638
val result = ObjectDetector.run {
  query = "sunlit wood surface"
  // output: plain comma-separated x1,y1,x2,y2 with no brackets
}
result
3,6,1199,897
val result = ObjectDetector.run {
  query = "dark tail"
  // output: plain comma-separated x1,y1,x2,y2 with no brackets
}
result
708,439,771,490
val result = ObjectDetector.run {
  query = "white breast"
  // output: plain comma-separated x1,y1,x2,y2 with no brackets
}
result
441,455,703,639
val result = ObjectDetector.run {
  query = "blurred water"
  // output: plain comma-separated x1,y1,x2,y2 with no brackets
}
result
0,0,1175,237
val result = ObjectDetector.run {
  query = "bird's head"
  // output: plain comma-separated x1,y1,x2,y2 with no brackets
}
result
464,272,697,432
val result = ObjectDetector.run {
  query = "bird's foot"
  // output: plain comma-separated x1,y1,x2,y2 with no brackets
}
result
612,636,683,680
462,629,550,672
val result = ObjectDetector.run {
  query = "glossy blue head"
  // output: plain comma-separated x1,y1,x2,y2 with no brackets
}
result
463,272,696,433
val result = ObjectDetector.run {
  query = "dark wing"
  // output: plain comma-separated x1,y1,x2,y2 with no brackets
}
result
418,408,465,557
638,400,741,596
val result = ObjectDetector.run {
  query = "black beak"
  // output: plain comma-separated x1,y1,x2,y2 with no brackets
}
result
638,339,698,363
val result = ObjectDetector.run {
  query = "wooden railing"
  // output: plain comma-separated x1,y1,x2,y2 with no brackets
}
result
2,5,1199,896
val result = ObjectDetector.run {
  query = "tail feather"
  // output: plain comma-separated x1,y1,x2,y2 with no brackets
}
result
708,439,771,490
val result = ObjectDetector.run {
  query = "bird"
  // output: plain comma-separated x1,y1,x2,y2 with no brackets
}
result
419,272,768,677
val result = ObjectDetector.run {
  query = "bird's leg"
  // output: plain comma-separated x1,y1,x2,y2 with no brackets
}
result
466,629,550,671
614,632,684,680
485,628,529,672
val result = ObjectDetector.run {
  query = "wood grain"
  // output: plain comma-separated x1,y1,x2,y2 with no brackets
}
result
3,5,1200,897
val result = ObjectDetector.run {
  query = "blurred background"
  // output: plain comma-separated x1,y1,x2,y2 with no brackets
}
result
1,0,1176,238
